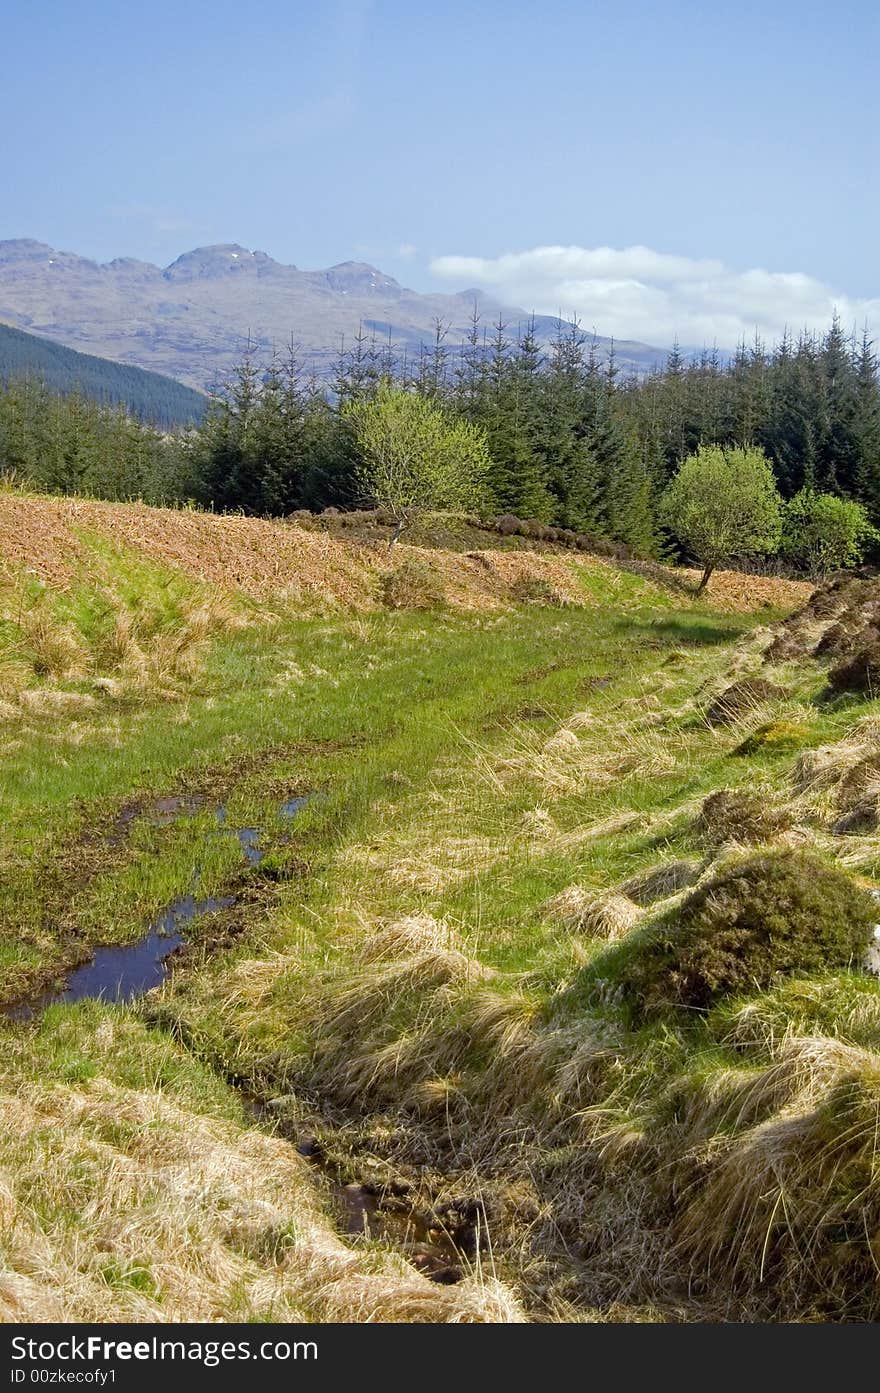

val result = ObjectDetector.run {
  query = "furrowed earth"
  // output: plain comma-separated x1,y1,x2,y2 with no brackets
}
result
5,486,880,1322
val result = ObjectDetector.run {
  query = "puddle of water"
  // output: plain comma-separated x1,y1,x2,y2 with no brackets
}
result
108,794,207,844
7,894,236,1021
216,795,305,866
7,793,309,1021
150,794,206,825
234,827,262,865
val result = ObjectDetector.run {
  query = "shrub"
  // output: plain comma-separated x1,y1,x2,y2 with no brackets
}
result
781,489,876,577
618,851,878,1014
521,519,553,541
659,444,783,593
344,382,489,543
381,557,446,610
508,575,564,606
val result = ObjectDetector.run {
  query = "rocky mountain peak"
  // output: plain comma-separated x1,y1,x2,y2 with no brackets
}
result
163,245,281,281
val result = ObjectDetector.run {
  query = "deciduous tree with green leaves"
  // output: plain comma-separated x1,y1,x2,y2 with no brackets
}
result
660,444,783,593
781,488,876,576
344,380,490,544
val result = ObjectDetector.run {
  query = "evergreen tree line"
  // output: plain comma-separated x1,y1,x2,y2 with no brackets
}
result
0,378,196,503
621,317,880,525
186,320,659,552
188,313,880,558
2,312,878,564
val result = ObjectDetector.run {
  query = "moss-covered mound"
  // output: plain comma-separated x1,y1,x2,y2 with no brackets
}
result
620,851,878,1014
734,718,813,756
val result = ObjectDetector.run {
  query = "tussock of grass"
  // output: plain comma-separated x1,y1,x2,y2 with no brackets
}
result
695,788,792,847
704,677,787,727
356,914,461,962
674,1041,880,1315
710,974,880,1053
546,886,641,939
621,859,701,905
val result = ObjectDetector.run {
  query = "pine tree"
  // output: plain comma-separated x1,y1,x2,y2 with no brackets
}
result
853,328,880,519
539,320,602,531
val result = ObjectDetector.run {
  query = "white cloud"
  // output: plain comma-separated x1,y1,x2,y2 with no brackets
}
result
396,242,417,261
429,244,880,347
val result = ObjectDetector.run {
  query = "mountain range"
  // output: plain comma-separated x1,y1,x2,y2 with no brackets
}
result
0,239,664,391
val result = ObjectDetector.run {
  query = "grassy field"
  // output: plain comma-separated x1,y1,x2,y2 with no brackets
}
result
5,489,880,1322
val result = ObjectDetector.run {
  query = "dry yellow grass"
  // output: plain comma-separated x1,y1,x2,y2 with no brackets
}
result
343,832,499,893
0,1079,522,1324
493,704,685,797
356,914,462,962
673,1037,880,1307
546,886,641,939
621,558,809,612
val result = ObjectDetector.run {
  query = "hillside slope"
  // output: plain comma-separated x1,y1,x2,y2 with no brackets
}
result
0,321,207,427
0,491,807,614
0,238,664,389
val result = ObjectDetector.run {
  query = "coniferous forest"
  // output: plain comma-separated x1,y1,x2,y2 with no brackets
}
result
2,313,879,561
0,322,208,428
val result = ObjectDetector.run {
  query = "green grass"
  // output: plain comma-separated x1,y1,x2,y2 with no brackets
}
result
6,536,880,1320
0,568,773,1000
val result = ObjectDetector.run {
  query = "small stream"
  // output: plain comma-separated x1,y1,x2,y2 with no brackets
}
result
7,794,308,1021
255,1111,479,1285
335,1181,472,1282
7,787,480,1285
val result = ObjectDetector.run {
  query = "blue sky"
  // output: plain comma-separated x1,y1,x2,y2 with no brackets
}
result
4,0,878,345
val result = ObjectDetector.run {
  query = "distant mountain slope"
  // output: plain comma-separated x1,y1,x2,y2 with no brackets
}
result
0,320,207,427
0,238,665,391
